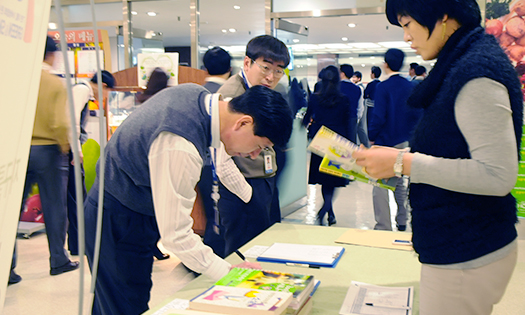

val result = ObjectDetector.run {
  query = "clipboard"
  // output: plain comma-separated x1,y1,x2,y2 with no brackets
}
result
256,243,345,268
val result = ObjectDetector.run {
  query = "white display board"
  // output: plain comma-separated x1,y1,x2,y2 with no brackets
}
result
137,52,179,87
0,0,52,311
51,50,75,76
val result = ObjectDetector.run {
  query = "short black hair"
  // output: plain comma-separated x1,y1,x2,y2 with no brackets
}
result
353,71,362,79
340,64,354,79
246,35,290,68
371,66,382,78
229,85,293,149
44,36,57,60
386,0,481,36
91,70,116,88
415,65,427,76
384,48,405,72
409,62,419,70
203,46,231,75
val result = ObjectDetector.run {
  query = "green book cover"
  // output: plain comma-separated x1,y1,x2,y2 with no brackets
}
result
319,156,397,190
215,268,314,305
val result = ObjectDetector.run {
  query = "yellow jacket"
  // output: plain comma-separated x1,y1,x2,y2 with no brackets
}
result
31,63,70,153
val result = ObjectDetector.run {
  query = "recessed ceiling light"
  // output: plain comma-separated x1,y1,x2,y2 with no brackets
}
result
208,45,214,49
371,57,375,59
222,29,227,33
361,64,365,67
229,28,236,33
48,22,57,29
348,23,356,28
341,37,348,41
131,11,137,15
293,39,300,43
234,5,240,9
147,12,157,16
313,10,321,17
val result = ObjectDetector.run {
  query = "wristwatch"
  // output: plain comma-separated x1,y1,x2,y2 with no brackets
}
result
394,150,407,178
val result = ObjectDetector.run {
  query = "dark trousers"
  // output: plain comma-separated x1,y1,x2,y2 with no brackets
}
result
199,165,226,258
22,145,69,268
67,151,86,255
85,188,159,315
219,176,277,257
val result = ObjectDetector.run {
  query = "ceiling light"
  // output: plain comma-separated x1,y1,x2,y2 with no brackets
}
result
350,42,381,49
208,45,214,49
233,5,240,9
341,37,348,41
293,39,300,43
131,11,137,15
229,28,236,33
361,64,365,67
371,57,375,59
222,29,227,33
348,23,356,28
313,10,321,17
378,41,410,48
48,23,57,29
147,12,157,16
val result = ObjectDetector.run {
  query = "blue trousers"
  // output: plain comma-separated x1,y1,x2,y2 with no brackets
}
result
85,187,159,315
22,145,69,268
67,150,86,255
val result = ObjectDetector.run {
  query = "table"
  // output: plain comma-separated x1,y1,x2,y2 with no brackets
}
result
145,224,422,314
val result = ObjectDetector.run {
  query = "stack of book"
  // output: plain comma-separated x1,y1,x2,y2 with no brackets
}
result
188,268,318,315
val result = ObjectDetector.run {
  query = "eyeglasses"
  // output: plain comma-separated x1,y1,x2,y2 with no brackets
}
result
251,59,285,78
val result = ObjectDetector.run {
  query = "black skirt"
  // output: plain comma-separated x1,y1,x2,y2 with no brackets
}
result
308,154,348,187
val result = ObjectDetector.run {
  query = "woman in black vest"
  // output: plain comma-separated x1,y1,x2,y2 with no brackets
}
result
353,1,523,314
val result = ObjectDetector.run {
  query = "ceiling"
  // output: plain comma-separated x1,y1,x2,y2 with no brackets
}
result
55,0,430,72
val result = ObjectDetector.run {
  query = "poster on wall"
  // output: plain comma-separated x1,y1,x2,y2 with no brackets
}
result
0,0,52,311
77,50,104,76
485,0,525,217
51,50,75,76
137,53,179,87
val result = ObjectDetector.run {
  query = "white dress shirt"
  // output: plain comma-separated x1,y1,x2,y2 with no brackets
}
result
147,94,249,280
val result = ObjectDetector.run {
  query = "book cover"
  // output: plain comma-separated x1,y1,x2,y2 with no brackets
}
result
215,268,314,308
307,126,397,191
189,285,293,315
319,156,397,190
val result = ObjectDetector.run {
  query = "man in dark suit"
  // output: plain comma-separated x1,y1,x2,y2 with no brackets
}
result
203,46,232,93
368,48,421,231
339,64,359,143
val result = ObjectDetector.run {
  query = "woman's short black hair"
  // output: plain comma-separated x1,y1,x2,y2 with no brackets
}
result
386,0,481,36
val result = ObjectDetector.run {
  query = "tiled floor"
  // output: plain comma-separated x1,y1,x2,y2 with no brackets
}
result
3,181,523,314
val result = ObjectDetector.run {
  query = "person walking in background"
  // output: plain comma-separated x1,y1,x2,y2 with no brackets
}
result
367,48,420,232
136,67,169,104
217,35,291,257
408,62,419,80
354,1,521,313
202,46,232,93
302,65,356,226
67,70,115,256
364,66,382,129
411,65,427,87
21,36,78,277
351,70,370,147
339,64,360,143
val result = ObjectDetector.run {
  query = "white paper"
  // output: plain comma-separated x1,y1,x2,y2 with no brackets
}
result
339,281,413,315
77,50,104,75
243,245,269,258
258,243,344,266
151,298,189,315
